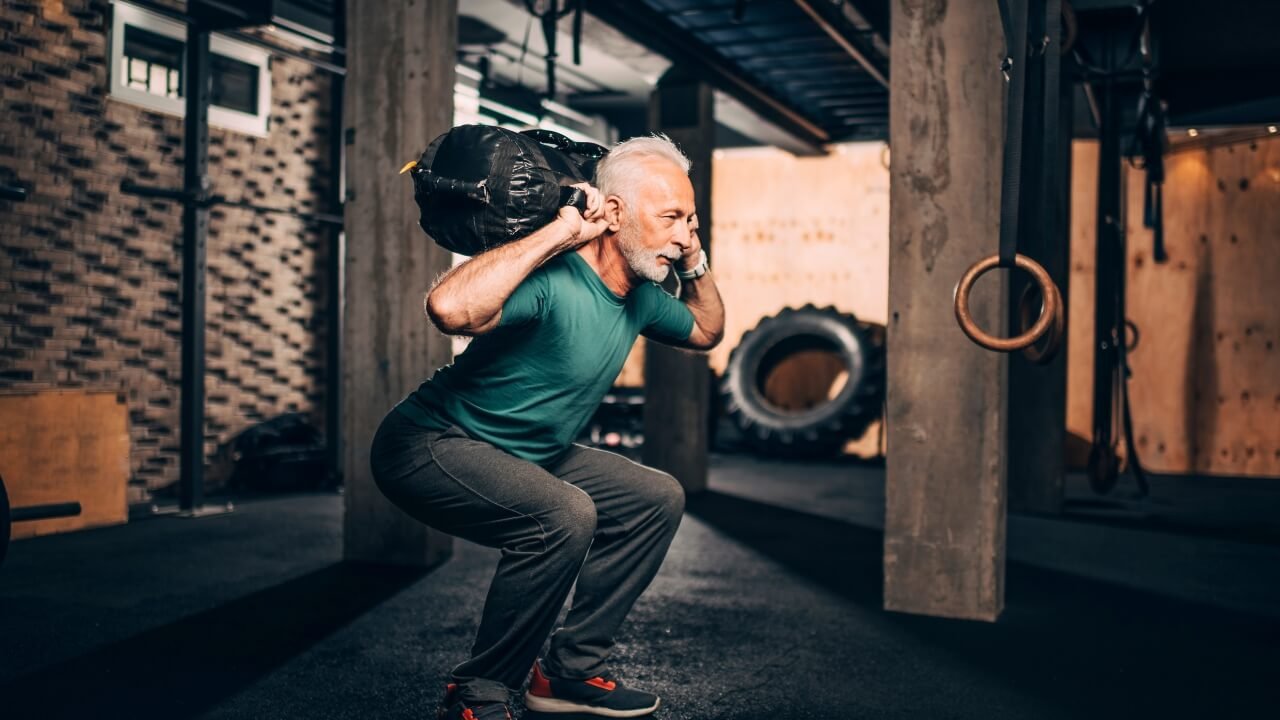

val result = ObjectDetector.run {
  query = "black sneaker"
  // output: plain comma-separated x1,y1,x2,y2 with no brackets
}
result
437,682,514,720
524,661,660,717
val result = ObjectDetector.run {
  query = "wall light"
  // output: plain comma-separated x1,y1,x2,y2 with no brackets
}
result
1268,125,1278,134
1187,128,1199,137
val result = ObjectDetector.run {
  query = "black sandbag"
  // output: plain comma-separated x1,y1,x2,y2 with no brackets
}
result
406,125,606,256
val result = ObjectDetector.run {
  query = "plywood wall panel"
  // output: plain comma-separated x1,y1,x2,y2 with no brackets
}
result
1122,146,1208,473
1069,135,1280,477
616,144,890,455
706,144,890,374
1066,142,1098,448
0,390,129,539
618,144,890,380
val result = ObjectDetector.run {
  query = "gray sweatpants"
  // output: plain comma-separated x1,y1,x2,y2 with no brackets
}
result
368,409,685,705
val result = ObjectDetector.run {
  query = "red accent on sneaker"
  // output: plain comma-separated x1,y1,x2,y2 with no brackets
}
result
529,662,553,698
461,709,476,720
446,683,458,693
585,676,617,691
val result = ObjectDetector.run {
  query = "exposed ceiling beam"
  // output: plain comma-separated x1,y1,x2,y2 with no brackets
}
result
779,81,885,94
700,32,825,50
835,0,890,47
828,107,889,118
814,96,891,109
714,92,827,157
731,49,851,64
836,117,888,127
780,73,883,85
791,0,888,87
586,0,830,149
757,65,873,78
686,19,814,35
669,2,743,18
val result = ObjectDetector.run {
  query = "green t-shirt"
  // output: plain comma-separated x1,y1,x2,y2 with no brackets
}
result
395,251,695,466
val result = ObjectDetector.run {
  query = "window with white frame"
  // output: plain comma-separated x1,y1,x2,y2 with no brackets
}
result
110,1,271,137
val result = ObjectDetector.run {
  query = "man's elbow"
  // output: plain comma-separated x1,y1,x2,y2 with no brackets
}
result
690,326,724,351
425,290,466,334
426,291,496,336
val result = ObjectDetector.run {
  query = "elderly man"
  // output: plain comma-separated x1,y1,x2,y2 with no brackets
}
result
369,134,725,719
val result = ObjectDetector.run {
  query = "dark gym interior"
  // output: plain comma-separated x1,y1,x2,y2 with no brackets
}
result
2,1,1278,718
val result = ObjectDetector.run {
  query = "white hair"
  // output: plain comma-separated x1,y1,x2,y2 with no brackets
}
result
594,134,692,209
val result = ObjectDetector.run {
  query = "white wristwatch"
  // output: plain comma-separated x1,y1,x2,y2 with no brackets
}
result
675,250,709,280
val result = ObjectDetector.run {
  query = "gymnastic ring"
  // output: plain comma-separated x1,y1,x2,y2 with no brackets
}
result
1017,280,1065,365
1124,319,1140,352
954,254,1062,353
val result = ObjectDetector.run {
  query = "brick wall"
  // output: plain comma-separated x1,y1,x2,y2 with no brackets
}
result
0,0,334,496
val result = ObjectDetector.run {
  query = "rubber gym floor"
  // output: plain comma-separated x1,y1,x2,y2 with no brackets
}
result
2,454,1276,719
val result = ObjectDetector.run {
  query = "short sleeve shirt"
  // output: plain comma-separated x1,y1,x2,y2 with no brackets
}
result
395,251,695,465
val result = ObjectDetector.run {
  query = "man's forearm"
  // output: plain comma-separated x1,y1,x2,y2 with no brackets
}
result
679,270,725,349
426,220,575,335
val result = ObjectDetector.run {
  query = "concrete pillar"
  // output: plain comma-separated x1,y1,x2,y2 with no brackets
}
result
342,0,456,565
642,70,713,494
884,0,1008,620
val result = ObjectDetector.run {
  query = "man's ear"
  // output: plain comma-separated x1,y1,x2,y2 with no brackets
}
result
604,196,624,233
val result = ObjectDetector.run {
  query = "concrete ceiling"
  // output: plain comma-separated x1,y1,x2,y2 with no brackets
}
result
458,0,831,155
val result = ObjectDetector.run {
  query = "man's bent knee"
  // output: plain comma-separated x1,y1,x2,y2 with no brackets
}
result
649,471,686,524
546,487,598,552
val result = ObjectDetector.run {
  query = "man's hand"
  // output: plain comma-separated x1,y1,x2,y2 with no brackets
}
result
425,184,605,337
555,182,608,250
678,230,704,272
676,210,703,272
669,215,723,351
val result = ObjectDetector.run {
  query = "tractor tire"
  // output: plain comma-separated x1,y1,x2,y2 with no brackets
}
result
721,305,885,458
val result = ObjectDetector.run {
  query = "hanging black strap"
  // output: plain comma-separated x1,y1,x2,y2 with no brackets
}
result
1042,0,1062,235
572,0,584,65
1119,357,1151,497
1139,104,1169,263
1142,171,1154,225
997,0,1031,268
524,0,584,98
1141,170,1162,256
540,2,558,98
1150,182,1166,261
997,0,1015,57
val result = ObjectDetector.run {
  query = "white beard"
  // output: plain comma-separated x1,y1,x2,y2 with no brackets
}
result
616,222,677,283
